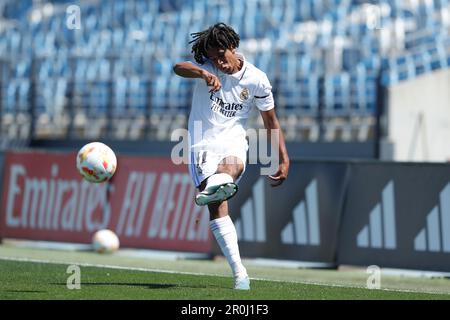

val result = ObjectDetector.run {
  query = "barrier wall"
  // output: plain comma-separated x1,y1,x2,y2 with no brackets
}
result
338,163,450,272
227,161,349,265
0,150,449,271
29,139,377,159
0,151,211,253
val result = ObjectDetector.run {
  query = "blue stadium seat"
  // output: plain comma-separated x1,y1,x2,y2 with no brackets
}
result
17,79,30,111
2,0,32,20
89,81,109,115
151,76,168,112
5,81,17,112
351,66,377,116
412,51,432,75
15,60,30,78
128,77,147,114
276,74,320,116
324,73,351,117
1,0,449,142
113,77,127,115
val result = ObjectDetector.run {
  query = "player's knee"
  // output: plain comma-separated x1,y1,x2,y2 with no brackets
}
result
217,166,239,181
233,165,244,180
218,157,244,181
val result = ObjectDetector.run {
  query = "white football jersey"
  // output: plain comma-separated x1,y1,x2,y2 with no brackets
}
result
188,53,274,155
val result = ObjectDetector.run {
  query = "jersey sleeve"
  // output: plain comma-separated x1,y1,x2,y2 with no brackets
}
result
254,73,275,111
189,60,217,75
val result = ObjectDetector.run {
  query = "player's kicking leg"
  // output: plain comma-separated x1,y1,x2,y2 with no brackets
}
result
198,156,250,290
194,156,240,205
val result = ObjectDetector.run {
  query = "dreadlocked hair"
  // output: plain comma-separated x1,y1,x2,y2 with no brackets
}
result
189,23,240,64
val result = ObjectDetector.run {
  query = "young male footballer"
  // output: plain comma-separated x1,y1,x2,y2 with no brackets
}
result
173,23,289,290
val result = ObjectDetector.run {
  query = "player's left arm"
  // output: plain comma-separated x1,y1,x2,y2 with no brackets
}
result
260,108,290,187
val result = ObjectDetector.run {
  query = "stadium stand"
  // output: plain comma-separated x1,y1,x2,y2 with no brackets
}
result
0,0,449,145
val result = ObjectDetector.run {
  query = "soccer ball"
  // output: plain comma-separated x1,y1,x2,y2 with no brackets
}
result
76,142,117,183
92,229,120,253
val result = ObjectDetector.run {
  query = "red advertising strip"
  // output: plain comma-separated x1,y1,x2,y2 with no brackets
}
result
0,151,211,253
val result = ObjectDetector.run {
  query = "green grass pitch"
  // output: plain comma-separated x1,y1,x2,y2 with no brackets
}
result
1,244,450,300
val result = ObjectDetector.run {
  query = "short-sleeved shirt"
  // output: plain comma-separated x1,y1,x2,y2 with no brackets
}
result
188,53,274,155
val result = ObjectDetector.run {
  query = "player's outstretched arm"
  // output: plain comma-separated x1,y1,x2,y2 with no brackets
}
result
260,109,290,187
173,62,221,92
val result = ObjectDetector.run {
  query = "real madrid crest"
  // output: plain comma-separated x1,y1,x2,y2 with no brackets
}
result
240,88,249,100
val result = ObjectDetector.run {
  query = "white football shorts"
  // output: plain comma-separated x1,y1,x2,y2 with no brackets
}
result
189,147,247,189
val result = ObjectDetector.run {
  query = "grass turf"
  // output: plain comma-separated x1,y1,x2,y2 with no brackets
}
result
1,259,449,300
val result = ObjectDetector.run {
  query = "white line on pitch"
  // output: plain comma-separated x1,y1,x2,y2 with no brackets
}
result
1,256,449,296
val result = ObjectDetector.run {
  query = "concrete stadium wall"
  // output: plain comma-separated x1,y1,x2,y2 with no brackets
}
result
29,139,376,160
383,68,450,162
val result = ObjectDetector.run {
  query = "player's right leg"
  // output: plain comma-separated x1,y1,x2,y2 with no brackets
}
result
195,156,244,206
194,173,238,206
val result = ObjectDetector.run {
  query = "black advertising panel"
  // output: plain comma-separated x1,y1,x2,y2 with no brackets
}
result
227,161,349,264
3,149,449,272
338,162,450,272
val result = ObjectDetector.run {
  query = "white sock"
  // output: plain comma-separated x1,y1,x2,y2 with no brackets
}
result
210,215,247,279
205,173,233,190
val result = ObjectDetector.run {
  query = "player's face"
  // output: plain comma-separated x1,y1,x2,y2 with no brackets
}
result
206,47,239,74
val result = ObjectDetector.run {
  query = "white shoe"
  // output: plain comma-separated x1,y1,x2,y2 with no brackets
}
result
234,275,250,290
195,183,238,206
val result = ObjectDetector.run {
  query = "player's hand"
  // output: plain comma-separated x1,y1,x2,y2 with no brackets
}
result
202,71,221,93
268,162,289,187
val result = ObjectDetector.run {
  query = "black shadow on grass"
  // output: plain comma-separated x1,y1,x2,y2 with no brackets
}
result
3,290,46,293
50,282,211,290
82,283,177,289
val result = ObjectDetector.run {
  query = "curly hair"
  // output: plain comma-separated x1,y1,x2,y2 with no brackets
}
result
189,23,240,64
